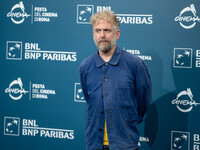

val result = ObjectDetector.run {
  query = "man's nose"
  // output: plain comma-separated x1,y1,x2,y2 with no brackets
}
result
100,31,105,38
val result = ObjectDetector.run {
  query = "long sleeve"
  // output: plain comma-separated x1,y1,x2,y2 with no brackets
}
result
79,65,89,102
135,60,152,123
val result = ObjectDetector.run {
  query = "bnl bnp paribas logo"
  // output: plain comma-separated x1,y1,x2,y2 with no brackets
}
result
7,1,58,24
77,5,94,24
175,4,200,29
74,83,85,102
77,5,153,25
171,131,200,150
4,117,20,136
4,117,74,140
6,41,77,62
172,88,200,113
171,131,190,150
173,48,200,68
173,48,192,68
6,41,22,60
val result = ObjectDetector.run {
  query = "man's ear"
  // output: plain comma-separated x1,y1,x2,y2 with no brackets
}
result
116,30,120,40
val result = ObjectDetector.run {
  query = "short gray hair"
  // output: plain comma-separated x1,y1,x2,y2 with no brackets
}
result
90,10,120,31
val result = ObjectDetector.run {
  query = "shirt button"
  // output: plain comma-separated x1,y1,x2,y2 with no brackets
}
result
105,78,108,82
100,111,104,114
105,62,108,66
102,95,104,98
99,128,103,131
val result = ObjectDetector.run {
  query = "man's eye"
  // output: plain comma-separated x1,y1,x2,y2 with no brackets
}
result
95,29,101,32
105,29,111,33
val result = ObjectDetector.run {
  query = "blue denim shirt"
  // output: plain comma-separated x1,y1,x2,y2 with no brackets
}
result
79,46,152,150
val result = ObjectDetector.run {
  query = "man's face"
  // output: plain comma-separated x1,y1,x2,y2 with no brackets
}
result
93,19,120,53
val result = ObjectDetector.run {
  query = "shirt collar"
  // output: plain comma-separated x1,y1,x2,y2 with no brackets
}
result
95,46,121,68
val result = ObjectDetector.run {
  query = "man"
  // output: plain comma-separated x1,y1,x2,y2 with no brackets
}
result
79,10,152,150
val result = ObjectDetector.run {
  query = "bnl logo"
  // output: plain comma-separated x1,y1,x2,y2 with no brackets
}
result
74,83,85,102
173,48,192,68
6,41,22,60
4,117,20,136
171,131,190,150
77,5,94,24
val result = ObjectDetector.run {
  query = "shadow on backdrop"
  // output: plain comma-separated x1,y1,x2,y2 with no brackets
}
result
143,56,200,149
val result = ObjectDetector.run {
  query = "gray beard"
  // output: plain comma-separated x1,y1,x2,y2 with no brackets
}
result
96,39,116,53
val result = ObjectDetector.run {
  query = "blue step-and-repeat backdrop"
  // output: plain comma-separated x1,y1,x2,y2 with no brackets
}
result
1,0,200,150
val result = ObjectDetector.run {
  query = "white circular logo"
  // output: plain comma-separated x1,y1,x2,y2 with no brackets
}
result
175,4,200,29
172,88,200,112
5,78,29,100
7,1,31,24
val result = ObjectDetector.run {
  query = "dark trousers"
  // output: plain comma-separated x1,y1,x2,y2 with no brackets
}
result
102,145,138,150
